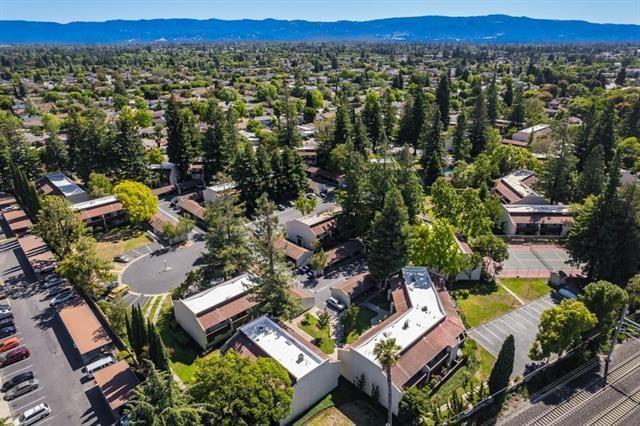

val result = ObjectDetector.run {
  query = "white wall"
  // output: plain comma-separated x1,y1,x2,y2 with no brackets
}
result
285,220,316,250
173,300,207,350
282,360,341,425
337,348,403,415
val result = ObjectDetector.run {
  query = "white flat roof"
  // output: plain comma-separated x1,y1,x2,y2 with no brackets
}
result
504,204,570,214
182,273,256,315
45,172,86,197
518,124,551,134
205,182,236,193
502,169,541,198
295,205,342,227
356,267,445,365
240,316,323,379
71,195,118,211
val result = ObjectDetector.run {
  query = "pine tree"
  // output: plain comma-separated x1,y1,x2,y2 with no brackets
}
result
509,86,525,128
621,98,640,139
42,131,69,172
576,145,606,201
468,90,489,158
339,149,371,238
147,320,169,371
110,107,148,182
367,188,410,282
411,89,428,152
575,103,598,170
232,142,262,213
251,195,297,319
362,91,383,149
420,108,445,187
503,79,514,107
436,73,450,128
280,148,307,200
202,102,233,182
593,100,617,167
352,113,371,154
333,98,352,147
255,145,272,198
539,122,577,204
452,112,471,162
382,90,397,143
487,74,499,125
396,153,424,223
277,88,301,148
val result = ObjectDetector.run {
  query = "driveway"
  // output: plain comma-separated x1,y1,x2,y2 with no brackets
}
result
0,239,113,425
468,294,557,378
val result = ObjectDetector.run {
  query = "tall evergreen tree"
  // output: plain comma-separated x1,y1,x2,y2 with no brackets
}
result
576,145,606,201
367,188,410,282
539,122,577,204
575,103,598,170
452,112,472,162
621,98,640,139
352,113,371,154
382,90,397,142
420,108,445,187
41,131,69,172
110,107,148,182
362,91,384,149
333,98,352,147
487,74,499,125
435,73,450,128
339,149,371,238
147,320,169,371
202,102,233,182
277,88,301,148
468,89,489,157
509,86,525,129
593,100,617,167
503,78,514,107
232,142,262,213
280,147,307,200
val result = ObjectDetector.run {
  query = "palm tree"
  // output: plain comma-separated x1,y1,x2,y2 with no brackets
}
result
373,338,401,426
126,362,212,425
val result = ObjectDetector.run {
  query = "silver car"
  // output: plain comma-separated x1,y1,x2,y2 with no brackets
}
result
4,378,38,401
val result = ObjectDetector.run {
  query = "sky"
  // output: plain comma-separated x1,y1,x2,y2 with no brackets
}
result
1,0,639,24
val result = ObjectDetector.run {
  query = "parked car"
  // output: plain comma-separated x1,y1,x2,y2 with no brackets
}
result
0,326,16,339
0,347,29,368
0,318,14,328
0,304,11,314
0,312,13,321
42,278,64,289
48,286,72,298
326,297,346,312
555,287,579,300
1,371,34,392
113,254,131,263
0,337,20,353
169,197,180,208
106,281,119,291
1,205,18,213
4,378,38,401
276,203,287,211
50,292,75,307
14,402,50,425
40,274,58,284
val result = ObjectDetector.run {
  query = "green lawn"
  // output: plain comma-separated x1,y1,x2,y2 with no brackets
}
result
452,280,521,327
95,226,152,262
432,339,496,399
299,314,335,354
342,306,377,344
292,378,386,426
499,278,552,302
145,295,165,321
156,299,201,383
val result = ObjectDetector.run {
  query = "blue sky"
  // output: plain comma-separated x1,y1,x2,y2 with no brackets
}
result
2,0,639,24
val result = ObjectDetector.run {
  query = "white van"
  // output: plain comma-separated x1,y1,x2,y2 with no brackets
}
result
84,354,117,379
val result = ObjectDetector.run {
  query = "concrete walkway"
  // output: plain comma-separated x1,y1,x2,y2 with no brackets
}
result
497,280,526,305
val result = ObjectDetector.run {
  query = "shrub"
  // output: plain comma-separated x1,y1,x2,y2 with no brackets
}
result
371,383,380,404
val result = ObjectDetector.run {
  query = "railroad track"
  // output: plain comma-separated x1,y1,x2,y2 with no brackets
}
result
587,382,640,426
523,352,640,426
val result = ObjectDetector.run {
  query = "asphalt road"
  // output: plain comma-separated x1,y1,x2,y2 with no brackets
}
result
122,195,337,296
468,295,557,378
0,239,113,425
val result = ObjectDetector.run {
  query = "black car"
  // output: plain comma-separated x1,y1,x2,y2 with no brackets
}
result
0,326,15,339
0,318,14,328
0,312,13,321
1,371,34,392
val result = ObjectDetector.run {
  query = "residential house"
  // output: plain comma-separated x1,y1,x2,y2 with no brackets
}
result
512,124,552,143
173,273,258,350
71,195,126,231
493,169,546,205
276,238,312,268
338,267,465,415
203,182,237,203
222,316,341,425
502,204,574,236
284,206,342,250
330,272,375,306
36,172,89,203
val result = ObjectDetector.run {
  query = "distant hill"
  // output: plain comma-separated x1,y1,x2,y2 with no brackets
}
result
1,15,639,44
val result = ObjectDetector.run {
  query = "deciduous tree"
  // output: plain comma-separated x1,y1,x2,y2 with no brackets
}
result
114,180,158,224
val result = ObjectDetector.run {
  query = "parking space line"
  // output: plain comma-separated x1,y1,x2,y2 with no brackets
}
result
10,395,45,414
38,415,56,424
1,364,33,379
470,330,497,347
497,316,525,334
0,358,32,372
517,308,541,323
511,310,537,326
480,324,508,342
6,386,44,402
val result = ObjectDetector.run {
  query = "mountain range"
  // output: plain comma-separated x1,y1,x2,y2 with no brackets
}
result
1,15,639,44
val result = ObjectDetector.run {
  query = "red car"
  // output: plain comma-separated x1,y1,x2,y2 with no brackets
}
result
0,347,29,368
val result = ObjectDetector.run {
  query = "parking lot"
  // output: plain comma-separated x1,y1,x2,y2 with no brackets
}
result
0,237,113,425
468,294,557,378
499,245,582,278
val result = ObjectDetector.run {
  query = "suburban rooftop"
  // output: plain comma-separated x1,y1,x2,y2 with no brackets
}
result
240,316,324,379
504,204,571,214
182,273,256,315
205,181,237,192
43,172,87,197
296,205,342,227
501,169,542,198
71,195,118,211
356,267,445,365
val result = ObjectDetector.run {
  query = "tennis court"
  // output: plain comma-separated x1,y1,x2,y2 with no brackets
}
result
498,245,582,278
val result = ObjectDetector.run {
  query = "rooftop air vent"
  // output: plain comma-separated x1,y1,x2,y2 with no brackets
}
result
297,353,304,363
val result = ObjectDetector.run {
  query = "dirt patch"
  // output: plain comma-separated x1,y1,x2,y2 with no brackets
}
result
305,401,384,426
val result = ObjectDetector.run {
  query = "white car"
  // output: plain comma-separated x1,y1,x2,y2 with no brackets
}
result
14,402,50,425
50,292,75,307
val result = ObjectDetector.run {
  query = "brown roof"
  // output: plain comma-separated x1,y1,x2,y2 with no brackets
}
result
148,211,172,233
93,360,139,411
151,185,175,196
275,238,311,261
501,138,529,147
333,272,373,299
493,180,523,204
78,201,124,221
224,330,269,360
351,272,465,388
178,198,205,220
325,239,365,266
37,181,57,196
58,299,112,355
197,294,257,331
17,234,56,272
510,214,575,225
3,208,33,233
0,195,17,211
310,218,337,236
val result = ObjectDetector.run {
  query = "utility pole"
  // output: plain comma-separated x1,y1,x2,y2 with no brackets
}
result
604,304,628,380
